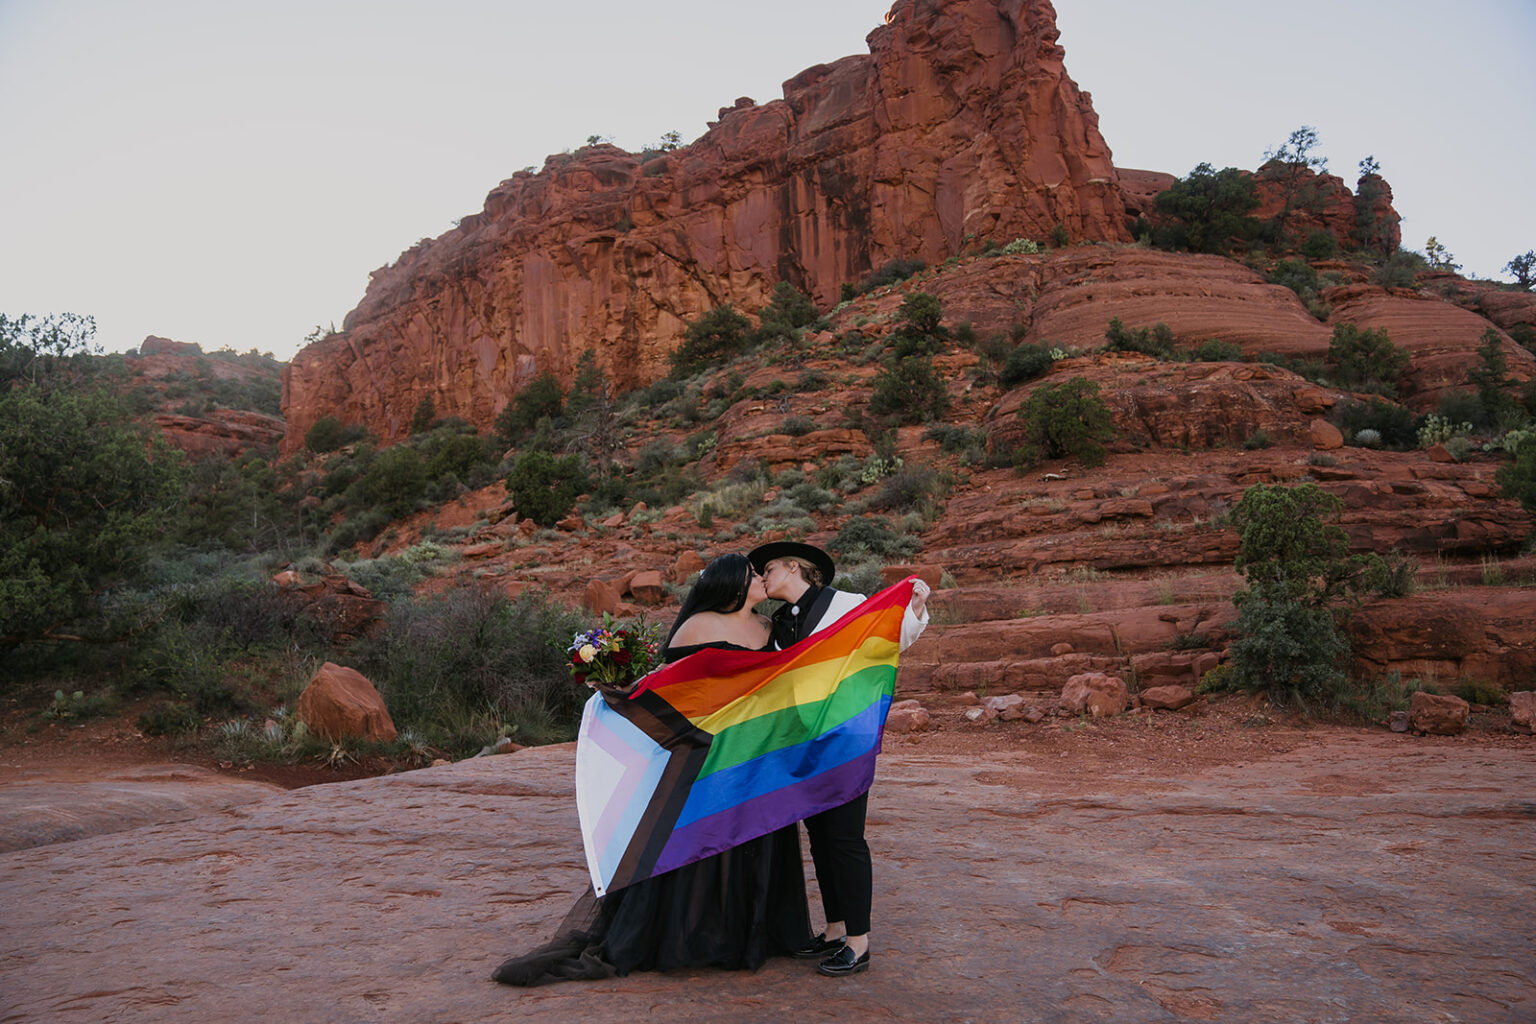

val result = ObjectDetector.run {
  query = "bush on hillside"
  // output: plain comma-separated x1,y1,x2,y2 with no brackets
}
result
855,259,926,294
671,304,753,375
1151,163,1261,254
1014,377,1114,467
505,450,583,526
1327,323,1409,395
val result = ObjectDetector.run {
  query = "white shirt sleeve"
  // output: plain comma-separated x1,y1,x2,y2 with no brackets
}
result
808,588,928,651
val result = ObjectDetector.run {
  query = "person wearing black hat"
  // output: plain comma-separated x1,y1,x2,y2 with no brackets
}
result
746,541,931,978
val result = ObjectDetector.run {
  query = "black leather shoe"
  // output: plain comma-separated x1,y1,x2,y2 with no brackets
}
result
792,932,846,959
816,945,870,977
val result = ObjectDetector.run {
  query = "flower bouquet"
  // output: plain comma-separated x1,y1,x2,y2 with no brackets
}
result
567,613,663,691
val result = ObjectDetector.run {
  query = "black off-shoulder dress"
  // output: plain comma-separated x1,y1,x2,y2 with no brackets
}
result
491,641,812,986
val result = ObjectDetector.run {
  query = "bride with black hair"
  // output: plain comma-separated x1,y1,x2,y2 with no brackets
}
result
491,553,812,986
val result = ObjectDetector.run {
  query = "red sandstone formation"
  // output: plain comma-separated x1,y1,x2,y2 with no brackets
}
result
137,335,200,357
153,409,285,458
127,340,286,456
281,0,1130,451
1322,285,1535,412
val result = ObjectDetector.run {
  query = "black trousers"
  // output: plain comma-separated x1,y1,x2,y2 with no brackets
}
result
803,791,872,935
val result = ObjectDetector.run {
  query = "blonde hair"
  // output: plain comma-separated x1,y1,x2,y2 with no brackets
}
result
773,556,824,588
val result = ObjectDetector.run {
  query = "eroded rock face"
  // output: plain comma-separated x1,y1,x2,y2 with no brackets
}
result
152,409,285,458
1347,590,1536,692
281,0,1129,451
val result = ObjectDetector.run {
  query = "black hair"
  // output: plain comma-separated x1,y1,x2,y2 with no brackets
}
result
665,553,753,646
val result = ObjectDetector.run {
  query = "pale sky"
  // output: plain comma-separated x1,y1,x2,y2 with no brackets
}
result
2,0,1533,361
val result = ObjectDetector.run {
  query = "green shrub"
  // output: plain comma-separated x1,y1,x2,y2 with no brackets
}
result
1268,258,1319,297
1001,237,1040,255
833,560,888,596
864,463,943,515
1104,317,1174,358
495,372,563,446
1333,398,1419,450
327,509,389,552
362,445,427,519
138,701,203,737
757,281,819,333
923,424,988,456
868,356,950,424
0,372,188,645
785,481,840,513
304,415,368,454
1151,163,1261,254
353,587,592,754
1231,482,1352,605
1456,679,1504,706
1015,377,1114,467
999,343,1054,387
340,553,440,602
856,259,926,294
1333,671,1426,722
1242,429,1272,450
830,515,921,560
1362,551,1417,598
671,304,753,375
409,396,437,435
635,438,681,475
1376,250,1427,288
795,369,830,392
1227,593,1350,708
1467,328,1522,430
423,432,495,484
896,292,944,338
630,377,684,410
1302,230,1338,259
781,415,817,437
1184,338,1245,362
1496,433,1536,515
1418,413,1473,450
505,450,583,526
1328,323,1409,394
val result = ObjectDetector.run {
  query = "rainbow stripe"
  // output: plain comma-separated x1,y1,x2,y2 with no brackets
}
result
575,578,914,896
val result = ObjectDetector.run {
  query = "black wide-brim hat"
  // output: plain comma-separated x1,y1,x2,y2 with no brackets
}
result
748,541,835,585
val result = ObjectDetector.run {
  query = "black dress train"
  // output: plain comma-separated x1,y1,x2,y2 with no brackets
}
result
491,642,813,986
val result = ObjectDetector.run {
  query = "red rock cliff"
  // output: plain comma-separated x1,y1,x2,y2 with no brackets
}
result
281,0,1129,451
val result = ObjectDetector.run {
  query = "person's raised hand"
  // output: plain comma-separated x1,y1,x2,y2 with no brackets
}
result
910,578,930,617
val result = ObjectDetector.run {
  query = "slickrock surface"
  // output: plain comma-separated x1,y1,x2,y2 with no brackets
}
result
0,763,281,854
3,733,1532,1023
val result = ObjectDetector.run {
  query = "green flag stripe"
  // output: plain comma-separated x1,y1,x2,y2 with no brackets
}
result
697,664,896,778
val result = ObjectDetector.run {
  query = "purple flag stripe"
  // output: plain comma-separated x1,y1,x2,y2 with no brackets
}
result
650,747,878,876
